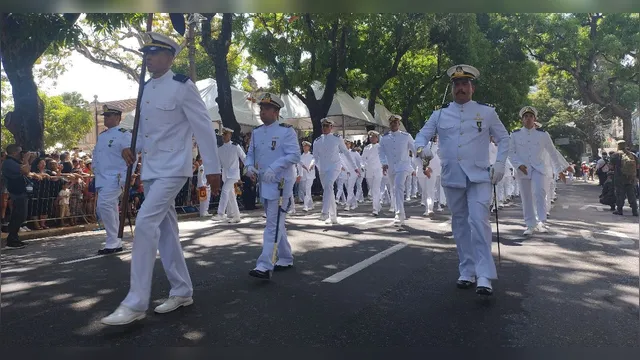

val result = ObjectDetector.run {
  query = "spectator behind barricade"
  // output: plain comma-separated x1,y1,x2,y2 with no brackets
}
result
2,144,37,249
599,171,616,211
28,158,59,230
60,153,74,173
57,179,71,226
69,175,85,226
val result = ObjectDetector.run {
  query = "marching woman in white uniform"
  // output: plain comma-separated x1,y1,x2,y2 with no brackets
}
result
213,127,246,223
299,141,316,212
361,130,384,216
102,32,222,325
415,64,510,296
508,106,570,236
312,118,358,224
378,115,416,226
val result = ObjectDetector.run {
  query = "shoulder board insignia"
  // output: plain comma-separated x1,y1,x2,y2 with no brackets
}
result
255,124,263,129
231,141,238,146
144,79,152,86
512,129,521,133
333,133,341,137
536,128,545,132
279,123,293,128
118,128,129,133
99,129,108,134
477,102,494,107
435,103,449,110
173,74,190,83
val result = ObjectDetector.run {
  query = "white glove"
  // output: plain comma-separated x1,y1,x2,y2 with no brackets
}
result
417,147,433,160
262,167,276,183
490,161,505,184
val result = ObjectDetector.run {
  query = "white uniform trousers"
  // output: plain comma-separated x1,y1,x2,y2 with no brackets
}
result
346,174,358,208
443,180,497,280
366,173,382,213
300,179,314,210
319,170,340,219
256,197,293,271
121,176,192,312
419,175,436,213
96,185,123,249
517,169,548,227
356,176,364,202
217,178,240,218
380,175,391,205
335,174,347,204
199,186,211,217
405,175,412,200
546,176,556,211
389,170,411,218
411,175,418,197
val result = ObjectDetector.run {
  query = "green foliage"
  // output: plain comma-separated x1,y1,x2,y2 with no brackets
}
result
40,92,93,150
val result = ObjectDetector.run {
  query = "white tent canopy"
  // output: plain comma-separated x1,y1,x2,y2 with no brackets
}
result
354,96,407,132
312,82,378,135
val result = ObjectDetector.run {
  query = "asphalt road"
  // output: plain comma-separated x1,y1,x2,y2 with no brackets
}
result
1,180,638,346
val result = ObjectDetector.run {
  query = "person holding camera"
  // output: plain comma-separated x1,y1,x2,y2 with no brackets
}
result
1,144,37,249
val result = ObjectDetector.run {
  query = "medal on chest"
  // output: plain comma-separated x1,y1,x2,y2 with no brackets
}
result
474,113,483,132
271,136,278,150
108,139,114,147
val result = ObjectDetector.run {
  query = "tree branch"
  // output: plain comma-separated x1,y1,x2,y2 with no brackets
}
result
74,42,140,82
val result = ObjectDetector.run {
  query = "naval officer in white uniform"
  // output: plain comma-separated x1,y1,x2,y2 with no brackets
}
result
101,32,222,325
378,115,415,226
415,64,509,296
214,127,246,223
509,106,569,236
92,105,132,255
244,93,301,280
299,141,316,211
361,130,383,216
312,118,359,224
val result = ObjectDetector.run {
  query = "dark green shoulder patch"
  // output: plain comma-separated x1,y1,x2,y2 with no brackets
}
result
512,128,521,133
173,74,190,83
536,128,545,132
333,133,341,137
279,123,293,128
477,102,494,107
118,128,130,133
255,124,263,129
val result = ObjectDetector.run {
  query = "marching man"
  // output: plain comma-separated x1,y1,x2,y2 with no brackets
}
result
244,93,300,279
214,127,246,223
415,64,509,296
361,130,384,216
344,138,361,211
509,106,570,235
92,104,132,255
378,114,415,226
299,141,316,212
102,32,222,325
313,118,359,224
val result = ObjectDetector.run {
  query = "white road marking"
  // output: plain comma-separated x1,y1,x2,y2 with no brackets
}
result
604,230,636,246
59,253,128,265
322,243,407,283
579,205,590,210
562,205,569,209
580,229,596,241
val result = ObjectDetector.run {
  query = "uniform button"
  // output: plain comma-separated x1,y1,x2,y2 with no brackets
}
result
458,144,461,147
460,132,463,135
146,101,149,104
145,134,149,138
144,151,147,154
457,157,461,161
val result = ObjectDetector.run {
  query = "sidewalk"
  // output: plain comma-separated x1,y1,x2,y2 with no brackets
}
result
0,212,200,247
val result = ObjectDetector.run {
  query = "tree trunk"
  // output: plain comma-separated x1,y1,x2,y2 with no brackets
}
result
1,13,80,151
201,13,241,142
367,87,380,118
2,63,44,151
187,20,197,81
